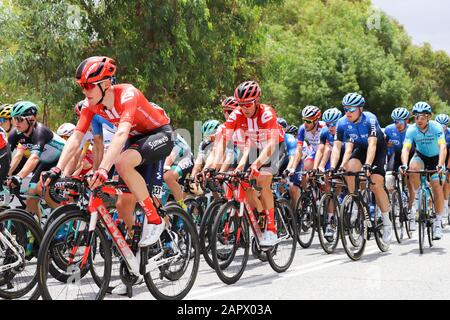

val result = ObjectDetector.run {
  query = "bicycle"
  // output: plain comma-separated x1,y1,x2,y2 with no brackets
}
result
210,172,297,285
339,171,390,261
405,170,442,254
37,176,200,300
389,171,412,243
295,171,322,248
0,195,43,300
316,172,346,254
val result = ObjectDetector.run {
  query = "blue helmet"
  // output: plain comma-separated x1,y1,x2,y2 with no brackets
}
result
286,125,298,136
435,114,450,126
391,107,410,121
277,117,288,129
412,102,432,114
202,120,220,136
322,108,342,123
342,93,365,108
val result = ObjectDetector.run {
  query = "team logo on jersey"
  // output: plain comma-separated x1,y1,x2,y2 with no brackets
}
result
261,110,273,124
227,111,237,122
121,89,136,104
349,134,358,141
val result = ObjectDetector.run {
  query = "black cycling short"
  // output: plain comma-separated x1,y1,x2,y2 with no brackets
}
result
387,150,414,172
118,125,173,194
244,143,285,175
127,125,174,165
412,151,439,171
350,142,387,176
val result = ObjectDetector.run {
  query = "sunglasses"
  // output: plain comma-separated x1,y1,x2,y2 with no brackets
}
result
13,116,32,123
303,119,315,124
78,79,109,90
343,107,358,113
326,122,337,127
0,118,7,123
414,114,429,120
223,109,233,115
394,120,405,125
238,100,256,109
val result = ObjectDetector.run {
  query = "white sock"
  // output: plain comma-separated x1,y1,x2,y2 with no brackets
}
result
381,212,391,226
436,213,443,223
444,200,449,215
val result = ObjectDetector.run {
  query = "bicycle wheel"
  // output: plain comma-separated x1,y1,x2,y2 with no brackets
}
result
373,206,389,252
142,205,200,300
317,194,340,254
427,193,435,248
418,191,426,254
199,198,226,269
185,198,204,230
0,210,43,299
37,210,112,300
267,199,297,273
211,201,249,285
391,191,403,244
339,195,366,261
295,192,316,248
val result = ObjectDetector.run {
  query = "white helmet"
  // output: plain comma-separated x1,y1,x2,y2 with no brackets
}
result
57,123,76,137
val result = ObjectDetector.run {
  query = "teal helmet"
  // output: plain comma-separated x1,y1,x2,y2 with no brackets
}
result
202,120,220,137
11,101,38,118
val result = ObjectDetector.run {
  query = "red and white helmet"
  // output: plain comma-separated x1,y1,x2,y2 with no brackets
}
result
57,123,76,137
234,81,261,103
75,56,116,85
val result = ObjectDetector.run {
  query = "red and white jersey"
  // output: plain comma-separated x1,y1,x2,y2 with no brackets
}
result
215,124,246,151
224,104,284,149
75,84,170,137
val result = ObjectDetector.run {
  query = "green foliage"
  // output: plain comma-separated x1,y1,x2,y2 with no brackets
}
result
0,0,449,130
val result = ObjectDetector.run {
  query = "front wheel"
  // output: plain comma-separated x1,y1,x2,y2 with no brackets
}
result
142,205,200,300
339,195,366,261
295,192,316,248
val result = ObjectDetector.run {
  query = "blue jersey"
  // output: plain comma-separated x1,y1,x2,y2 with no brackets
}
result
445,128,450,148
335,112,384,148
91,115,115,136
384,123,409,156
404,120,445,157
284,133,297,157
319,126,335,146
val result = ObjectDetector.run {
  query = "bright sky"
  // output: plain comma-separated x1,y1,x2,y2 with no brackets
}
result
371,0,450,54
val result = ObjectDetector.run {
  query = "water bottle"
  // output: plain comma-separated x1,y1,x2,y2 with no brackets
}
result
369,204,375,220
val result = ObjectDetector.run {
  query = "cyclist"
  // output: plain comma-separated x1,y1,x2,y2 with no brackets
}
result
191,119,221,180
57,122,93,176
44,56,174,248
384,107,411,192
212,80,285,246
0,104,11,187
285,105,325,204
0,104,30,177
277,118,297,207
329,92,392,245
7,101,65,221
400,102,446,239
435,113,450,219
163,132,194,210
313,108,344,237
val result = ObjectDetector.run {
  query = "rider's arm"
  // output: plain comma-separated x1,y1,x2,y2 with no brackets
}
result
340,142,354,168
290,128,304,170
319,143,332,169
92,135,104,170
438,141,447,167
15,153,39,179
164,149,177,167
365,136,378,166
330,140,343,169
314,143,324,170
401,127,413,166
8,148,25,176
56,130,85,171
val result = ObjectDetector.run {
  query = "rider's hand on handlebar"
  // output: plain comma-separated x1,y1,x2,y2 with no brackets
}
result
7,175,22,188
282,168,295,178
88,168,108,189
437,165,446,176
399,165,408,175
42,167,62,187
362,163,373,177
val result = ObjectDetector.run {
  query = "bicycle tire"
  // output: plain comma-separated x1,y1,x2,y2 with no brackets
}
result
267,199,297,272
295,192,316,248
199,198,227,269
0,209,43,299
37,210,112,300
211,201,249,285
142,205,200,300
317,194,340,254
339,194,366,261
418,191,426,254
